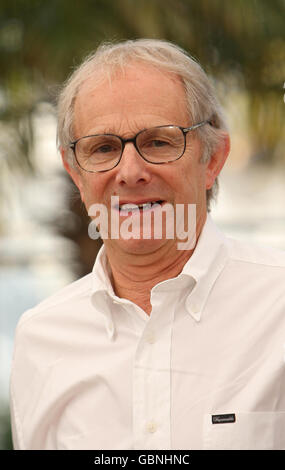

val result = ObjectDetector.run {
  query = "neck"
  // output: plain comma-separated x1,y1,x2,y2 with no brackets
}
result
104,214,207,315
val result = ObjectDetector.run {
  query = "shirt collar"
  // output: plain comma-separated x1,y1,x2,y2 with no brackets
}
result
91,244,140,339
92,245,114,296
91,214,229,336
181,215,229,321
91,246,117,340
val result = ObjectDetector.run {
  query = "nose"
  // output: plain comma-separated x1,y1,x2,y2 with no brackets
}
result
114,142,152,187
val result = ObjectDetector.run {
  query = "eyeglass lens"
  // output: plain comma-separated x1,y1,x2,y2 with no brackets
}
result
75,126,185,172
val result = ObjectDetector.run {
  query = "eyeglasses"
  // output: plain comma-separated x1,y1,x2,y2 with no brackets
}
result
69,120,211,173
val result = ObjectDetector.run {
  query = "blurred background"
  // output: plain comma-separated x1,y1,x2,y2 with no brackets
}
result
0,0,284,449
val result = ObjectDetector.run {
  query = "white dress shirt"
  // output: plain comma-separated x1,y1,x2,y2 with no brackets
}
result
10,216,285,450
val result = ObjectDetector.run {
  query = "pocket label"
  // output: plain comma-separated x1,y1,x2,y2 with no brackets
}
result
212,413,236,424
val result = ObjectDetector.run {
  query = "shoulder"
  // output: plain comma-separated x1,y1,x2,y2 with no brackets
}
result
10,271,100,450
220,235,285,305
225,235,285,269
16,272,94,331
11,271,101,384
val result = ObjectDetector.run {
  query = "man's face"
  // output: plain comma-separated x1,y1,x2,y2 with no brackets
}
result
63,63,227,255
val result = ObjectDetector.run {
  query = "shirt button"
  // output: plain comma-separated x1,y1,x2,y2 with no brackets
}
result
191,304,200,314
146,421,157,433
145,332,156,344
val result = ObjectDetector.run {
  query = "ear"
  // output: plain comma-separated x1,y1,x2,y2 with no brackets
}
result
60,146,85,202
205,133,230,190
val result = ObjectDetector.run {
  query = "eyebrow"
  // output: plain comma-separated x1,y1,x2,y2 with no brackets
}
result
86,126,149,137
84,127,117,136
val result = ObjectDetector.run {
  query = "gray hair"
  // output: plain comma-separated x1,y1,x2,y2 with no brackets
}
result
57,38,228,210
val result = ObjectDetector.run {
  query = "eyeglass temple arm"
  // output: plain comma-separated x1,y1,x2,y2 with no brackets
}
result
183,119,214,133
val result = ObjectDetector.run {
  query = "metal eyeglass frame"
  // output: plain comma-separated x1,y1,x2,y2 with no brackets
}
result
69,119,212,173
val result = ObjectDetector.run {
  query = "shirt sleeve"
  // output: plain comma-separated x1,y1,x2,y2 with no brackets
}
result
10,388,22,450
9,317,28,450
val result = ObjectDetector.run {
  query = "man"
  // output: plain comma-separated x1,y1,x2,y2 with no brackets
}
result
10,39,285,450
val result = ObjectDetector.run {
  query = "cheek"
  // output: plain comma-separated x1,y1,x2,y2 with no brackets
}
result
177,162,207,202
77,175,95,206
80,174,111,208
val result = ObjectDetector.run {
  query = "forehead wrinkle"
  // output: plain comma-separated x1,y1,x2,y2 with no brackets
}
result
73,64,190,140
104,116,149,139
78,113,177,139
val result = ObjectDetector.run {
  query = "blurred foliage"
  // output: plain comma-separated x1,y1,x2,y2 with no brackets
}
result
0,0,284,449
0,408,13,450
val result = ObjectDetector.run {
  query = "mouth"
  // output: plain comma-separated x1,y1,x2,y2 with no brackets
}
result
116,200,165,215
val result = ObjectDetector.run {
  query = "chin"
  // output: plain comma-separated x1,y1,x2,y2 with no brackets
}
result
110,236,171,256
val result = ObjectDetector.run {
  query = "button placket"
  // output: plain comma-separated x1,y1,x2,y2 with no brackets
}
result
146,421,158,434
145,330,156,344
133,291,176,449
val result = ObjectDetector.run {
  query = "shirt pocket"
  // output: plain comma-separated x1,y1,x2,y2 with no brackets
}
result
203,412,285,450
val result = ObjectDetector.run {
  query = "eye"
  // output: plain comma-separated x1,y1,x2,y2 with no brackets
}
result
142,137,172,150
150,139,170,148
94,144,116,154
81,137,121,158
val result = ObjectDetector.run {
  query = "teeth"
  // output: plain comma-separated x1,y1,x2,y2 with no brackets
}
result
138,203,152,209
120,203,139,211
119,201,162,211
